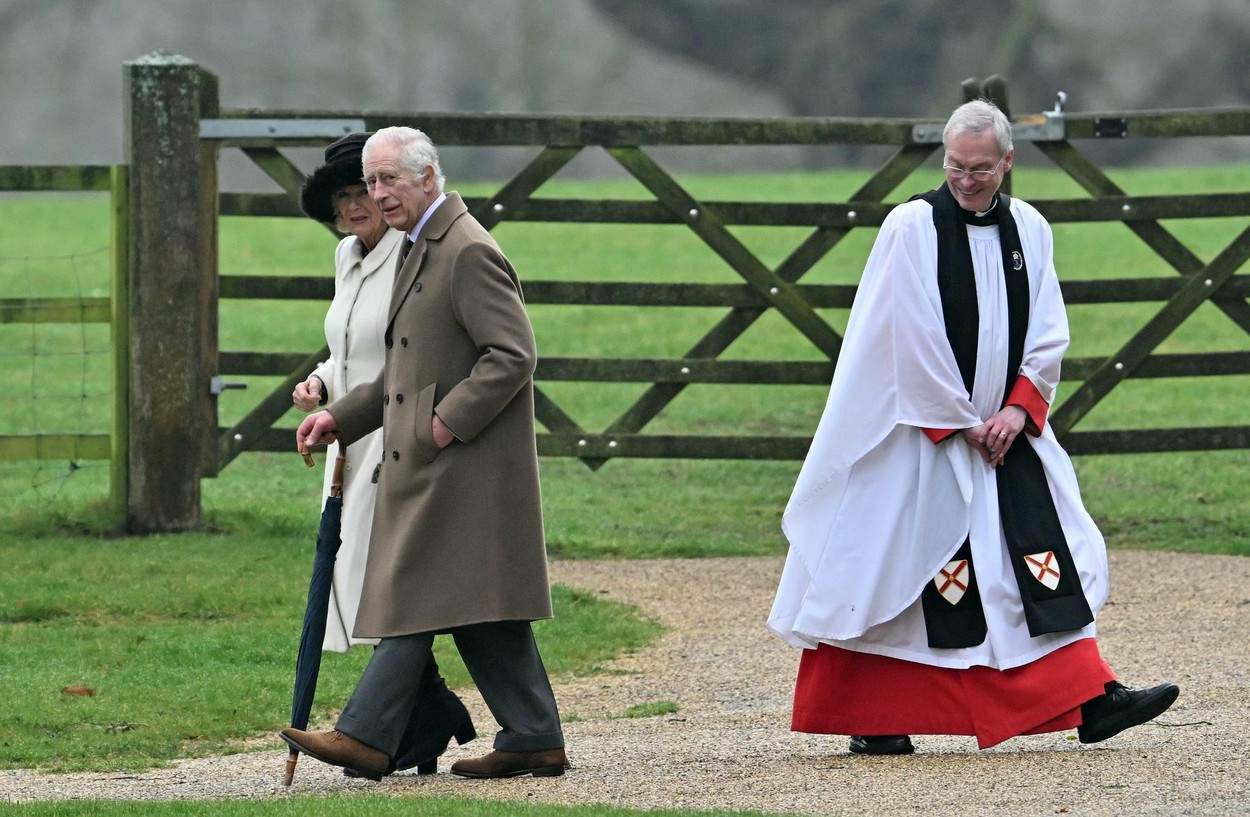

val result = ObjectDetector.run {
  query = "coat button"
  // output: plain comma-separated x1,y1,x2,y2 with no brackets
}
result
414,281,423,292
383,394,389,405
396,393,404,404
392,450,399,461
400,337,408,347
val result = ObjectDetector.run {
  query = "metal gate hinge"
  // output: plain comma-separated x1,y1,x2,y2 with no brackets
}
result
912,109,1065,144
210,375,247,395
1094,117,1128,138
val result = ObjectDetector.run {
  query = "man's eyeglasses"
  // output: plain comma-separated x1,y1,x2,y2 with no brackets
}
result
942,157,1005,180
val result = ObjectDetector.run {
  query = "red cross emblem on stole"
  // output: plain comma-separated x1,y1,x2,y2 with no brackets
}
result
1024,551,1061,590
934,559,970,605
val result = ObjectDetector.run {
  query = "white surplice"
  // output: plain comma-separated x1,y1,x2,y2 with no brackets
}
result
767,196,1109,670
309,227,403,652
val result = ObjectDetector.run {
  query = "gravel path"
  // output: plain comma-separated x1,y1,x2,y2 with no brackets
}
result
3,551,1247,815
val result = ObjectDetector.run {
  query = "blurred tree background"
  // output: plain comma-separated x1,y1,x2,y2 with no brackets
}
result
2,0,1248,182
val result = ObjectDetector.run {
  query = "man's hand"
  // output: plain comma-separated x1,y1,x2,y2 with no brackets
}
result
962,424,993,464
982,405,1027,468
297,410,340,453
432,414,455,449
292,374,324,412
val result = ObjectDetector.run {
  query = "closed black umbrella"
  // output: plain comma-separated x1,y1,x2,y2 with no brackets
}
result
284,452,346,787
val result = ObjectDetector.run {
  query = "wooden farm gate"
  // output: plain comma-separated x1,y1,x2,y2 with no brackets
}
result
123,56,1250,529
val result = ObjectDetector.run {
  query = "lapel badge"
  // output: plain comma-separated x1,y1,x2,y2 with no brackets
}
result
934,559,970,605
1024,551,1061,590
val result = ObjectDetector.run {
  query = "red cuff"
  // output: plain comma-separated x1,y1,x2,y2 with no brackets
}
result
922,427,959,444
1006,375,1049,436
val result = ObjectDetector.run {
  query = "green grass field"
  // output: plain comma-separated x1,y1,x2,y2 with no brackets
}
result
0,524,660,772
0,163,1247,790
0,797,779,817
2,163,1247,556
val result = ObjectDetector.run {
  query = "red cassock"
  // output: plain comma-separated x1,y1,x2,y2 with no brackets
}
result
794,376,1113,749
793,638,1113,749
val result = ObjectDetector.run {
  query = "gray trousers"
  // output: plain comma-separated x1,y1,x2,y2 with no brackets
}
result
336,620,563,756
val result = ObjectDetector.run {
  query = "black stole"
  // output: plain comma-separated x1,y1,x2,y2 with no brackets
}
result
915,184,1093,647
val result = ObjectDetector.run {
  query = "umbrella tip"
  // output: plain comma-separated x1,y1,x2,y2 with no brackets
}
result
283,749,299,787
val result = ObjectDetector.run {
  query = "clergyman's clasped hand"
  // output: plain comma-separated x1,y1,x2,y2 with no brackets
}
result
962,404,1027,468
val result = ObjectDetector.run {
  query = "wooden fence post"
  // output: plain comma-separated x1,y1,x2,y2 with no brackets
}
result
983,75,1012,195
122,53,219,532
959,75,1013,195
109,164,130,529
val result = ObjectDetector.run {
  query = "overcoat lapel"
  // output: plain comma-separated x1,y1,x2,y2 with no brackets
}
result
387,193,470,328
361,228,402,281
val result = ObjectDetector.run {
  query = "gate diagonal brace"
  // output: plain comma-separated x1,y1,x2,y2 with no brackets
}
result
582,143,933,468
607,146,842,360
1037,140,1250,337
240,146,339,238
1050,222,1250,435
461,146,594,457
218,345,329,469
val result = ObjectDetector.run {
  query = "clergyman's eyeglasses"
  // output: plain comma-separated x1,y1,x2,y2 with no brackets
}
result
942,157,1005,180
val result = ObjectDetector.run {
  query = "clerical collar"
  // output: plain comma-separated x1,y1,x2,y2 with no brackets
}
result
961,195,1000,226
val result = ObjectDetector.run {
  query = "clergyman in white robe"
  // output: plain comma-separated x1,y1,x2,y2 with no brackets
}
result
767,97,1181,755
766,186,1124,747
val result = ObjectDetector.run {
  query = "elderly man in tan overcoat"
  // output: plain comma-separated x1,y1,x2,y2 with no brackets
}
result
286,126,566,780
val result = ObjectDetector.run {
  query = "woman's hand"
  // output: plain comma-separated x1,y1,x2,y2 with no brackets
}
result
292,374,324,412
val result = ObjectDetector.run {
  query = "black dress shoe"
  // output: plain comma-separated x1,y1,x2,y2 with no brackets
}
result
849,735,915,755
344,757,438,778
1078,680,1179,744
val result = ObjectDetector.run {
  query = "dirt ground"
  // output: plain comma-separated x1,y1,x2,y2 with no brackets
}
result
3,550,1247,816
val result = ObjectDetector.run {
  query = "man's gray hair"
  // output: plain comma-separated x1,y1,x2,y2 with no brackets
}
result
942,100,1013,156
363,126,447,190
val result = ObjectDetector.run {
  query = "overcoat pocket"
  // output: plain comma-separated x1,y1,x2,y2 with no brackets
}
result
413,382,442,463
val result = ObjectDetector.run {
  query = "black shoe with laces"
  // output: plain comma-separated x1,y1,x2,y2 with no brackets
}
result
849,735,915,755
1078,680,1179,744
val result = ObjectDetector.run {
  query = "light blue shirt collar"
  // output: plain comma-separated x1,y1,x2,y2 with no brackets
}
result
408,192,448,242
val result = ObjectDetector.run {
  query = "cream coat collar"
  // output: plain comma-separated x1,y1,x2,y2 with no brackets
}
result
351,227,404,280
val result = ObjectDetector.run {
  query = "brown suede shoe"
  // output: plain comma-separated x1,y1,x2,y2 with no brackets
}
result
280,728,389,781
450,748,568,779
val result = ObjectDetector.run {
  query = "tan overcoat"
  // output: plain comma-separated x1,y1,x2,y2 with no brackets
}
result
328,193,551,637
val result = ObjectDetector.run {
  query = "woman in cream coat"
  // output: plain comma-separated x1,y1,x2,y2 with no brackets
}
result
292,133,475,777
